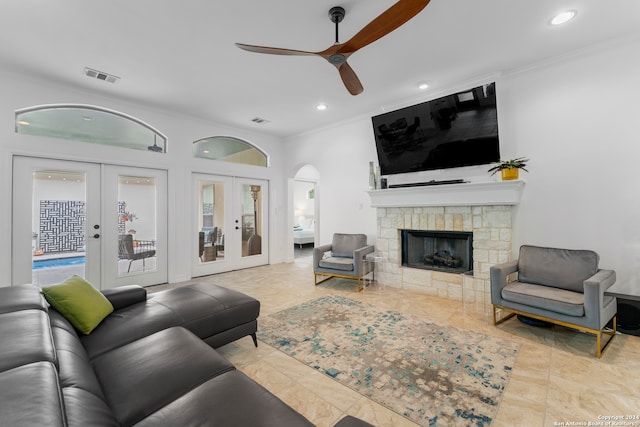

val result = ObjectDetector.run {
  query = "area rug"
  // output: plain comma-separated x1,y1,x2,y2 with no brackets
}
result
257,295,519,427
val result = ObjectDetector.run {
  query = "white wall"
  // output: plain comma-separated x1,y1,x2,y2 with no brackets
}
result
502,36,640,285
284,119,379,247
284,35,640,286
0,69,287,286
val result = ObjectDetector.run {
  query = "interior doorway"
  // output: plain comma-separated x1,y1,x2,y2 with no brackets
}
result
293,180,315,258
292,165,320,259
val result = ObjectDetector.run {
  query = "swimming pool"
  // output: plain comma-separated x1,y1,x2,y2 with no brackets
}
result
32,256,86,270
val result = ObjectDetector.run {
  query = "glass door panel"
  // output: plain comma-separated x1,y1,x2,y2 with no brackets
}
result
12,157,101,287
240,184,262,257
235,178,268,270
192,174,232,277
102,166,167,288
117,175,158,276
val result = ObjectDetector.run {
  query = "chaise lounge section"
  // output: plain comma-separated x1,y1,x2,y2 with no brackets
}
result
82,282,260,359
0,282,373,426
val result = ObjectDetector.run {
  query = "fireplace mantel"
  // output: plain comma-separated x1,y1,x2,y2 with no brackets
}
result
368,180,525,208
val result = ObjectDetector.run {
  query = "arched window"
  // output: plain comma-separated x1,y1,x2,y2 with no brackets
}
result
15,104,167,153
192,136,268,167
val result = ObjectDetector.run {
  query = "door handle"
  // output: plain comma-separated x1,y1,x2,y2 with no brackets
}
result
235,226,240,230
93,234,100,239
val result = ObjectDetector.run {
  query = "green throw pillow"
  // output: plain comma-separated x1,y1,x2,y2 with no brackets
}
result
42,275,114,335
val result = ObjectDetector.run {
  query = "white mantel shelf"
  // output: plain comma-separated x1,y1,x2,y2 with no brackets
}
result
368,180,525,208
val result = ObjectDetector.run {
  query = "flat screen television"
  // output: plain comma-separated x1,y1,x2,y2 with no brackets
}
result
372,82,500,176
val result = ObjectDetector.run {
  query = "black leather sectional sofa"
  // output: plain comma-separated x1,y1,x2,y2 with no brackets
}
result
0,282,372,427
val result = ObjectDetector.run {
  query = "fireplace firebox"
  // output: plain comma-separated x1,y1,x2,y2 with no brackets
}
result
401,230,473,274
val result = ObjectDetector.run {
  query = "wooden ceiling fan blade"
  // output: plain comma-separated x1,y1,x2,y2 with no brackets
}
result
338,62,364,96
235,43,318,57
339,0,431,54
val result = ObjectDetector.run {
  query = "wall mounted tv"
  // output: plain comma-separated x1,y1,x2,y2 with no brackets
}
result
372,82,500,176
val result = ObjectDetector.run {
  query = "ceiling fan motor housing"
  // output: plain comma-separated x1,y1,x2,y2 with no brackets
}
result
329,6,345,23
329,54,347,64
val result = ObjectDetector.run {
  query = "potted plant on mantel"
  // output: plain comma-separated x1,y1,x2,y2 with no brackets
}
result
488,157,529,181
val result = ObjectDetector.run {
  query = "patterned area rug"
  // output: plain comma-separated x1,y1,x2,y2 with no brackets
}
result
257,295,519,426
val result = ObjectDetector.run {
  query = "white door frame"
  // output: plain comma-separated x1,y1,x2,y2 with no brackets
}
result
12,156,168,289
191,173,269,277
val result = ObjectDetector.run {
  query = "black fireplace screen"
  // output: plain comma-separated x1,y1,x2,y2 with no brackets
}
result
401,230,473,274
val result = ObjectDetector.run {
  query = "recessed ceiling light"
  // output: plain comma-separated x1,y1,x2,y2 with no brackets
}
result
316,104,328,111
418,82,429,90
550,10,576,26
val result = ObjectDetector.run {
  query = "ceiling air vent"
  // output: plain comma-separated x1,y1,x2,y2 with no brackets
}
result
83,67,119,84
251,117,271,124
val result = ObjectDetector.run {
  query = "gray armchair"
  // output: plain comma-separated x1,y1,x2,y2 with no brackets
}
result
313,233,375,291
491,245,617,357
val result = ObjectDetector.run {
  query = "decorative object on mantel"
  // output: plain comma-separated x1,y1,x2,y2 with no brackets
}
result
488,157,529,181
369,161,377,190
369,162,381,190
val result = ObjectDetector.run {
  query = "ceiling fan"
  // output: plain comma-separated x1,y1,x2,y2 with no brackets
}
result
236,0,431,96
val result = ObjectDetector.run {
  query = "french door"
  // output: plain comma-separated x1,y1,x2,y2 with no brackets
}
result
192,173,268,277
12,156,167,289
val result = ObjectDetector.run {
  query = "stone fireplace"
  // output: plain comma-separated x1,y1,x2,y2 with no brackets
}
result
368,181,525,312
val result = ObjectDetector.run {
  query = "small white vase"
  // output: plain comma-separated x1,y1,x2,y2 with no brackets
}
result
369,161,376,190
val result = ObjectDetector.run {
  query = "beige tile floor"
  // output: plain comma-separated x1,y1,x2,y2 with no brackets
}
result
149,256,640,427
